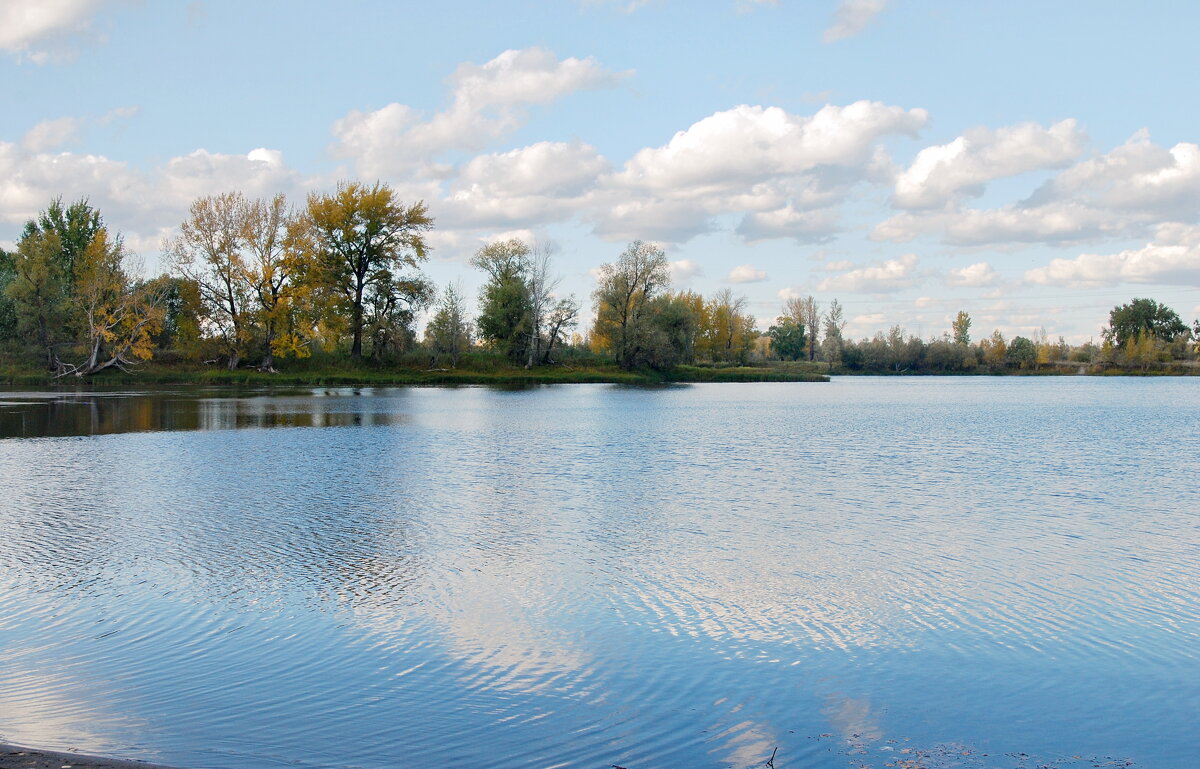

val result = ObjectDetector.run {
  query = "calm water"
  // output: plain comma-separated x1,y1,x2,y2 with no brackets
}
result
0,379,1196,769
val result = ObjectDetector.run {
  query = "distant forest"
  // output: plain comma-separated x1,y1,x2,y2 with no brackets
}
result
2,186,1197,379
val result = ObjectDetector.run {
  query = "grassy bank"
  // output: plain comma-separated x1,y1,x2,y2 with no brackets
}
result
0,360,829,387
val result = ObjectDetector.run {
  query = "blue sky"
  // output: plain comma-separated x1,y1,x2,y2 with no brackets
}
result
3,0,1198,341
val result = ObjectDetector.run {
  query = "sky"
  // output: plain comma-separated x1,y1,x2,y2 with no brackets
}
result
2,0,1198,342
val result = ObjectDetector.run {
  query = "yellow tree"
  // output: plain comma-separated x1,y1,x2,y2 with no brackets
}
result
243,194,308,371
66,229,164,377
980,329,1007,368
304,181,432,359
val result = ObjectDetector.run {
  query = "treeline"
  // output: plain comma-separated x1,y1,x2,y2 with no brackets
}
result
2,187,1197,378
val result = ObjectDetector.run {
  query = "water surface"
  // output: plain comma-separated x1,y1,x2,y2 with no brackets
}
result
0,379,1196,768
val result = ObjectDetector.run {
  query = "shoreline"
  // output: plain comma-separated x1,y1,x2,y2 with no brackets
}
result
0,744,180,769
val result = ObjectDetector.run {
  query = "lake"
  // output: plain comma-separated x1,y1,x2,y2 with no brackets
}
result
0,378,1196,769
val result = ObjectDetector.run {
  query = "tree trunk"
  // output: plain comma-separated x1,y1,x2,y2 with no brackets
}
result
351,282,364,359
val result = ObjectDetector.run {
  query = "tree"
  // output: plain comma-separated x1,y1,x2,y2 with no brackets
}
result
952,310,971,346
243,193,307,370
699,288,755,363
1104,298,1186,347
822,299,846,369
471,238,533,363
0,248,18,341
784,296,821,361
981,329,1007,368
767,317,806,360
425,283,472,367
592,241,672,368
1006,336,1036,369
7,201,164,376
541,296,580,364
5,229,67,367
304,182,432,359
167,192,254,369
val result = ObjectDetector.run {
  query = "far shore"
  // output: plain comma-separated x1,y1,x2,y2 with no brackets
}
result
0,744,180,769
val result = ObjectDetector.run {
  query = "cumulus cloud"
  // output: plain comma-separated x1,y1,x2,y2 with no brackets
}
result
876,130,1200,247
593,101,926,241
817,253,918,293
824,0,888,43
331,47,628,178
893,119,1086,209
945,261,999,287
725,264,768,283
669,258,703,284
1024,223,1200,287
0,0,104,62
0,140,310,265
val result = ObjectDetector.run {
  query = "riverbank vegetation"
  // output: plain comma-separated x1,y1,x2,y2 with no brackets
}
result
1,190,1196,385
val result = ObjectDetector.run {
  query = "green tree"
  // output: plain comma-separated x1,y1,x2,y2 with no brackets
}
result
767,317,806,360
0,247,20,341
5,229,67,367
471,238,533,363
952,310,971,346
425,284,472,367
304,181,432,359
1006,335,1036,369
1104,298,1186,347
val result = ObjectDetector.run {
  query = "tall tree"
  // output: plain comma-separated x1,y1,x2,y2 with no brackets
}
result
784,296,821,361
471,238,533,363
952,310,972,346
822,299,846,369
243,193,306,371
167,192,253,369
304,182,432,359
699,288,755,363
592,241,671,369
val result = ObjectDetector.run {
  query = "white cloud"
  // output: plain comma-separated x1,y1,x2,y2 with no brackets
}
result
945,261,999,287
1024,223,1200,287
669,258,703,284
0,0,104,62
331,47,628,178
725,264,768,283
824,0,888,43
817,253,918,293
21,117,84,152
893,119,1086,209
593,101,926,242
737,205,840,243
0,141,310,267
614,102,925,193
875,130,1200,247
456,141,608,198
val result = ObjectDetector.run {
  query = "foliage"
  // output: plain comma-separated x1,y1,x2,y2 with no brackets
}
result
303,181,432,359
767,317,807,361
591,241,676,369
424,284,472,367
1104,298,1187,347
952,310,971,346
1006,336,1036,369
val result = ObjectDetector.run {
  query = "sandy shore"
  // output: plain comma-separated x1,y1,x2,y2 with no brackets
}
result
0,744,181,769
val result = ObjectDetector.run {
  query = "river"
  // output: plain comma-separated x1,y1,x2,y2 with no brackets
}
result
0,378,1196,769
